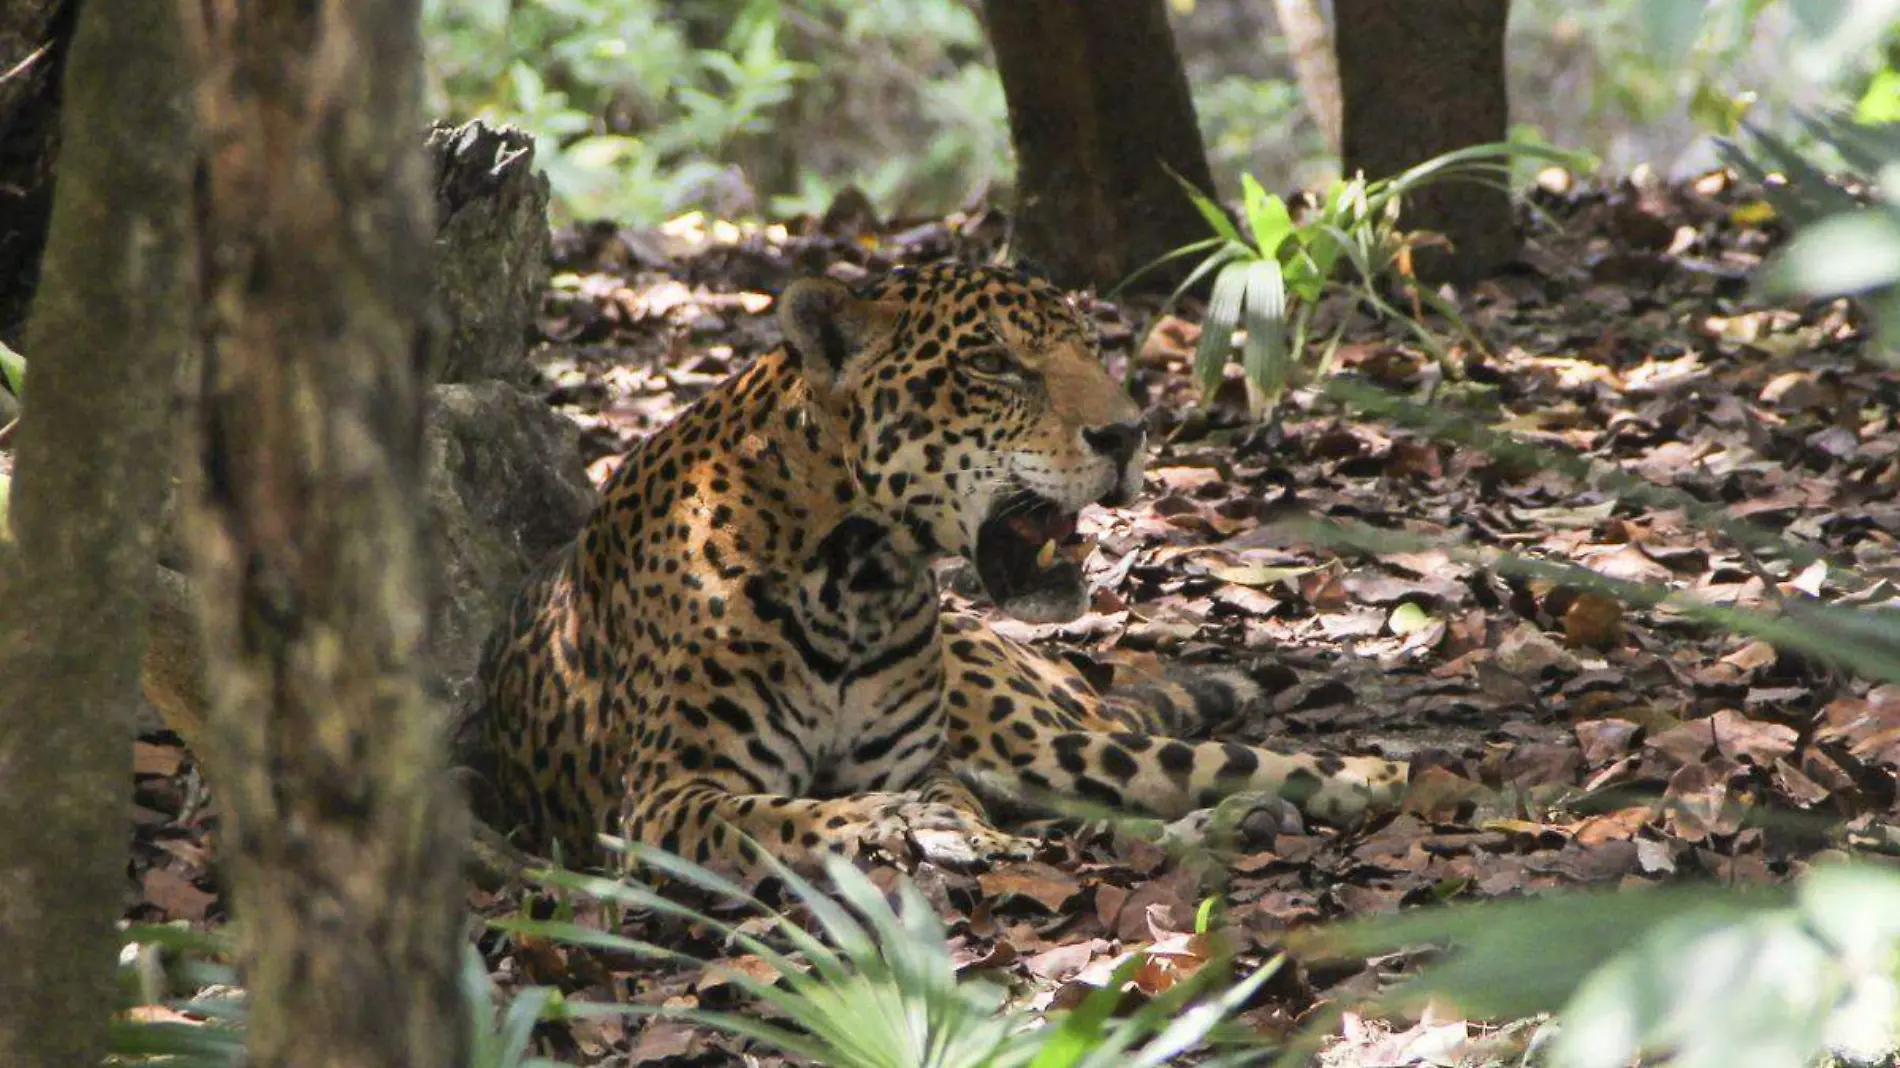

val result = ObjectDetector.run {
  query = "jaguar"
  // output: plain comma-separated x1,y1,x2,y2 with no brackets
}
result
476,261,1408,871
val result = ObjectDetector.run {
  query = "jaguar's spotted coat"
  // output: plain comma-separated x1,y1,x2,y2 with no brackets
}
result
477,263,1407,870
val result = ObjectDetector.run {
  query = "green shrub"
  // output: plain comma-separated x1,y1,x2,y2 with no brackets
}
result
1721,111,1900,361
1131,141,1585,411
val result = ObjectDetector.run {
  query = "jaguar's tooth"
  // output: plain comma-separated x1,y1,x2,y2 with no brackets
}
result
1036,537,1058,569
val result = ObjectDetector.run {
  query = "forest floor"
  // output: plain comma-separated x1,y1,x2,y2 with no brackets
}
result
125,171,1900,1065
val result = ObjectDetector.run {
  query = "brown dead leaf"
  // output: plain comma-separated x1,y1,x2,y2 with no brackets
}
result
134,742,184,778
1562,593,1624,650
1138,315,1198,365
1402,765,1489,822
1298,569,1350,610
1212,583,1283,617
1721,639,1780,673
1495,623,1576,677
1774,757,1832,807
1649,708,1795,768
1023,938,1107,981
1816,689,1900,767
1572,805,1654,846
1710,708,1798,766
1149,465,1224,494
977,862,1082,914
142,867,216,922
1386,440,1444,479
626,1020,711,1066
512,937,572,986
1661,759,1742,842
1575,718,1643,765
1129,930,1225,996
1577,543,1676,584
1316,609,1386,639
1107,870,1197,943
952,939,1017,976
121,1004,215,1029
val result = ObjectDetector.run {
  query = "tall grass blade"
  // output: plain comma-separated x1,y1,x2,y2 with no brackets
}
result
1240,258,1289,404
1111,236,1227,299
1195,264,1249,392
1167,164,1242,244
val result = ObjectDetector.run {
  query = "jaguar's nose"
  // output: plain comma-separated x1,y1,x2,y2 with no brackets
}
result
1082,420,1145,468
1084,420,1147,507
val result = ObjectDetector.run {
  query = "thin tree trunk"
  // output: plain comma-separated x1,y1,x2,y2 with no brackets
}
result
177,0,470,1065
0,1,194,1063
1335,0,1515,285
1272,0,1341,159
983,0,1217,293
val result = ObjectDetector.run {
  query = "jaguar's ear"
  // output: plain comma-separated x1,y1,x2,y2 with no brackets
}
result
777,277,892,393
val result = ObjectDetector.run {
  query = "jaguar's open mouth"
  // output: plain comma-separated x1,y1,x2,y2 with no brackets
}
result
974,490,1092,623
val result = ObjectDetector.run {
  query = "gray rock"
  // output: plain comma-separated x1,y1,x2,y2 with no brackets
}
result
424,381,593,728
427,121,551,384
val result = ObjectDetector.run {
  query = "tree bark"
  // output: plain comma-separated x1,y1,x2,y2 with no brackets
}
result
982,0,1217,293
176,1,470,1065
1335,0,1515,285
0,1,193,1063
1272,0,1342,158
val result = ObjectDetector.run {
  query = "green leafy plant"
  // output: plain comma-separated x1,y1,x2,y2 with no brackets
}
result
424,0,811,221
1127,142,1585,411
108,926,589,1068
1297,864,1900,1068
423,0,1008,224
1719,111,1900,361
463,945,574,1068
495,842,1282,1067
0,339,23,398
109,924,245,1067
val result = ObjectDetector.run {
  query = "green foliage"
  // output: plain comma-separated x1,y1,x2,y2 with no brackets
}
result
1719,112,1900,361
1605,0,1898,130
1300,865,1900,1068
424,0,810,221
1133,142,1586,411
765,0,1010,218
494,843,1279,1067
0,339,24,397
1859,66,1900,122
107,925,601,1068
463,946,573,1068
109,924,245,1067
1192,75,1320,189
422,0,1006,223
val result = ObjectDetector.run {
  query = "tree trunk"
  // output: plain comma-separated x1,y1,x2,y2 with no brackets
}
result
0,0,72,345
0,1,193,1063
1272,0,1342,159
1335,0,1515,285
982,0,1217,293
176,1,471,1065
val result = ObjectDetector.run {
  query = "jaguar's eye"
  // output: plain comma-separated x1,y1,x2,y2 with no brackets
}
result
966,347,1015,376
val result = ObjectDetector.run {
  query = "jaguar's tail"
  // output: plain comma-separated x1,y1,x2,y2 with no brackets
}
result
1096,666,1264,738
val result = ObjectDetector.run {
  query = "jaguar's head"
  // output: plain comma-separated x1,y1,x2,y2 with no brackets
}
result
779,263,1146,623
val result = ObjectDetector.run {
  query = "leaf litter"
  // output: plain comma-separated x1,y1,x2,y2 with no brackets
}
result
113,173,1900,1064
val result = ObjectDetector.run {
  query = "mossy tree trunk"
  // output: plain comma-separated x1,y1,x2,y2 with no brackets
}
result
0,2,193,1064
1335,0,1515,285
177,1,471,1065
982,0,1217,293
